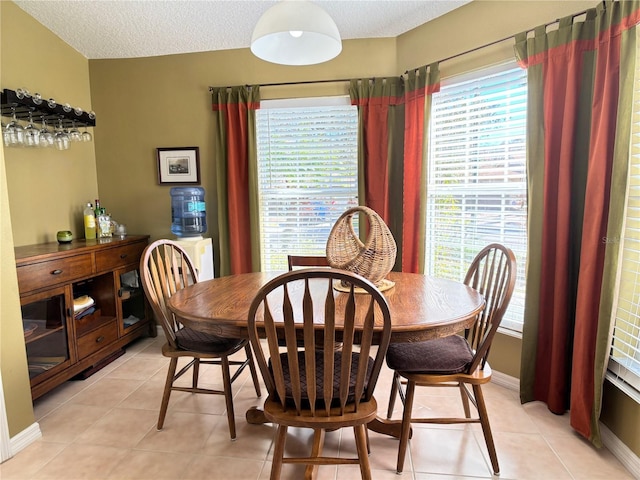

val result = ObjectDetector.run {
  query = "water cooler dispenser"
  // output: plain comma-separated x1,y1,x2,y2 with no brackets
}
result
169,187,215,280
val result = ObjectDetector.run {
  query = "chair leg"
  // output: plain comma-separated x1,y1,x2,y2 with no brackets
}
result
192,358,200,389
245,343,262,397
157,357,178,430
304,429,325,480
387,371,399,419
365,424,371,455
221,355,237,440
397,379,416,474
459,381,471,418
270,425,288,480
354,424,372,480
473,384,499,475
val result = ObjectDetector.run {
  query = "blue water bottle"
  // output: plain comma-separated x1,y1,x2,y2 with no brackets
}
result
170,187,207,238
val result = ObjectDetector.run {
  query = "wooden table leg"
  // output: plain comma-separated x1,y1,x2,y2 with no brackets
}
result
366,417,412,439
246,406,268,424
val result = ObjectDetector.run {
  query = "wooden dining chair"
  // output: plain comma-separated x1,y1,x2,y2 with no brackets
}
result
287,254,330,270
247,268,392,480
140,239,261,440
385,243,516,475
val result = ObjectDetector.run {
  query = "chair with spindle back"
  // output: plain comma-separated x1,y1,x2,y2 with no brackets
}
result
140,239,261,440
247,268,392,480
385,243,516,474
287,254,330,270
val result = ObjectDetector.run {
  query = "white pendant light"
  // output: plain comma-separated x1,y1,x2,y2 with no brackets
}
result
251,0,342,66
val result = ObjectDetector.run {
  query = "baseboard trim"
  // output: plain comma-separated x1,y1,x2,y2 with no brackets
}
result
600,423,640,478
8,422,41,458
492,370,640,478
491,370,520,391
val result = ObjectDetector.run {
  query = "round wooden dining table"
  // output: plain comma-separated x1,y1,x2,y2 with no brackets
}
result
167,270,484,437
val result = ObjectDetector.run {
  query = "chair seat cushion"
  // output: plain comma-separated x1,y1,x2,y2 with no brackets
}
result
175,327,245,353
386,335,473,374
270,350,374,406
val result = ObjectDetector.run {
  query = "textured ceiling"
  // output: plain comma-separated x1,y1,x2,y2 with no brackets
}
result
13,0,472,60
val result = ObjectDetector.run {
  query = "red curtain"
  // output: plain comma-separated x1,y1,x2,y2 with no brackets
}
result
349,77,404,223
349,70,439,272
211,86,260,275
402,65,440,273
516,1,640,443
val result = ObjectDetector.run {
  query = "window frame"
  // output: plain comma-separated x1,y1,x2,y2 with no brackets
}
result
255,96,359,272
425,62,529,334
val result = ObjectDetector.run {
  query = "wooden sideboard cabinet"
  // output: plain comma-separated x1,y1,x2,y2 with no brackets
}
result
14,235,156,400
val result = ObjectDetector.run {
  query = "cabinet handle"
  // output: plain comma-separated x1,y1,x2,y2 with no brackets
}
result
51,269,63,275
120,254,127,259
96,336,105,343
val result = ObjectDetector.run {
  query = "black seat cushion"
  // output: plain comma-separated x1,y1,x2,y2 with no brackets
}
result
175,327,245,353
386,335,473,374
270,350,374,406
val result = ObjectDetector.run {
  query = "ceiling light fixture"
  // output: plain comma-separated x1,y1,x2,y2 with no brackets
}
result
250,0,342,66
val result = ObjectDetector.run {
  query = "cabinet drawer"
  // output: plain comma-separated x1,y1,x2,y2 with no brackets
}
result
17,254,93,293
95,241,146,272
77,321,118,359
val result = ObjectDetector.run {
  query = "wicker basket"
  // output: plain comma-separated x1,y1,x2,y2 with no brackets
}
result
326,206,397,286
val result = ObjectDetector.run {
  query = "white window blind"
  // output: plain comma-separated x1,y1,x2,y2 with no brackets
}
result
256,97,358,272
607,40,640,399
426,63,528,332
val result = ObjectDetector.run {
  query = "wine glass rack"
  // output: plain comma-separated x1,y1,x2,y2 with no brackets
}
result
1,88,96,128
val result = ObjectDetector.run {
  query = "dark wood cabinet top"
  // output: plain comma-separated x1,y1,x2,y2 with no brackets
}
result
14,235,150,266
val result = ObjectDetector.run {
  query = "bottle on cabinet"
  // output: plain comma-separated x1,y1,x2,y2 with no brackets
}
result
97,208,112,238
83,202,96,240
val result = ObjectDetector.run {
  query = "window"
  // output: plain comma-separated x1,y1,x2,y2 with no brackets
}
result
425,63,528,333
607,43,640,399
256,97,359,272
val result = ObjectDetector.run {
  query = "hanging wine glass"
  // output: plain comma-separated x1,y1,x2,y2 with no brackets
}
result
68,120,82,142
39,117,54,148
4,106,25,146
23,110,40,147
54,117,70,150
81,125,93,142
15,88,30,100
2,121,12,147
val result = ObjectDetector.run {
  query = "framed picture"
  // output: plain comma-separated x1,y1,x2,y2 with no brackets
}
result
156,147,200,185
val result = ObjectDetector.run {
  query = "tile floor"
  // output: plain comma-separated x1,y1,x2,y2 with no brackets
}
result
1,335,635,479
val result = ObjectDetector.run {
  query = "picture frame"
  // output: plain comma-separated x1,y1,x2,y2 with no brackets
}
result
156,147,200,185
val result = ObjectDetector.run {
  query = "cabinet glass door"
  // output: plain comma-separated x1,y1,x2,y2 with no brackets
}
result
22,287,72,384
117,266,147,333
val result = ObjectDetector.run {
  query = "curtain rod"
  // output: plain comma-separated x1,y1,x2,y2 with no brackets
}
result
420,6,592,71
208,6,593,91
209,78,351,91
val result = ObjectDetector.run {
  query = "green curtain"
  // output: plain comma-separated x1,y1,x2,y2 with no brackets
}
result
211,86,261,276
516,0,640,446
349,77,405,270
402,65,440,273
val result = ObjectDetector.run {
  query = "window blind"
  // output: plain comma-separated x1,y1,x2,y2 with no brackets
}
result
607,43,640,398
426,64,528,332
256,98,358,272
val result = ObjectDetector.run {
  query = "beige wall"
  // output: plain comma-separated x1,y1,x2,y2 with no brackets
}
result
0,141,34,438
3,0,639,459
1,0,97,437
1,2,97,247
397,1,595,79
88,38,398,273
